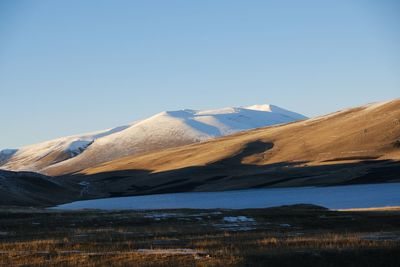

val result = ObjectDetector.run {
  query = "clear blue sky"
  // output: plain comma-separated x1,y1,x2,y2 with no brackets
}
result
1,0,399,148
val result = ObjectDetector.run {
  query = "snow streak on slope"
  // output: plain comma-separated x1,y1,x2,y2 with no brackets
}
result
1,104,307,174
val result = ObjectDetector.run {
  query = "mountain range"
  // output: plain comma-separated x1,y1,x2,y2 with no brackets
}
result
1,99,399,206
0,104,306,175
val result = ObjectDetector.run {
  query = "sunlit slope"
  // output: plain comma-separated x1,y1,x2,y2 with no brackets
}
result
80,99,400,177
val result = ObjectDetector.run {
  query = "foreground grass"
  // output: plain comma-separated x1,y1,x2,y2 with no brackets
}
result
0,205,399,266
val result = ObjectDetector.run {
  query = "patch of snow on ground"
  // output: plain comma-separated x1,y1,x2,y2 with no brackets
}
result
144,213,180,221
215,216,257,231
143,211,223,221
223,216,255,223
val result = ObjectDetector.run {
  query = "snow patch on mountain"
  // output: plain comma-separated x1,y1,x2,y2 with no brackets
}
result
245,104,272,112
66,140,94,157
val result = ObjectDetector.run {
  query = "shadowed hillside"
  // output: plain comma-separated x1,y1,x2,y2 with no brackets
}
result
0,170,80,206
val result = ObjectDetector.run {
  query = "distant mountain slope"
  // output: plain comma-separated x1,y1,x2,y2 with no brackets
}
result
64,99,400,198
0,126,130,173
1,104,306,174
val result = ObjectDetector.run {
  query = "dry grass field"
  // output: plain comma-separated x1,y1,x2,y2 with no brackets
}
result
1,204,400,266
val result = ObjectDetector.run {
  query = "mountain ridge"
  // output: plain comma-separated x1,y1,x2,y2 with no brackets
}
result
1,104,306,174
0,99,399,206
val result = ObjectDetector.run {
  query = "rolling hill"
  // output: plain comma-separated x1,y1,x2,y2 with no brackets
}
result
0,104,306,174
1,99,399,206
61,99,400,198
0,169,79,206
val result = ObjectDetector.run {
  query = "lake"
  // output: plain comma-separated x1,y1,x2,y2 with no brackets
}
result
53,182,400,210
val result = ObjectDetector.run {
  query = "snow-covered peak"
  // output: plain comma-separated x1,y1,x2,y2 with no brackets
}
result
243,104,307,120
1,103,307,174
244,104,272,112
196,107,239,115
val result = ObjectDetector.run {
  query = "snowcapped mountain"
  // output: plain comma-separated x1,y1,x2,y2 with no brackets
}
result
0,104,307,174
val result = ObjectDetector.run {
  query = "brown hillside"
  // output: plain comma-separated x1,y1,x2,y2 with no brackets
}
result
79,99,400,174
